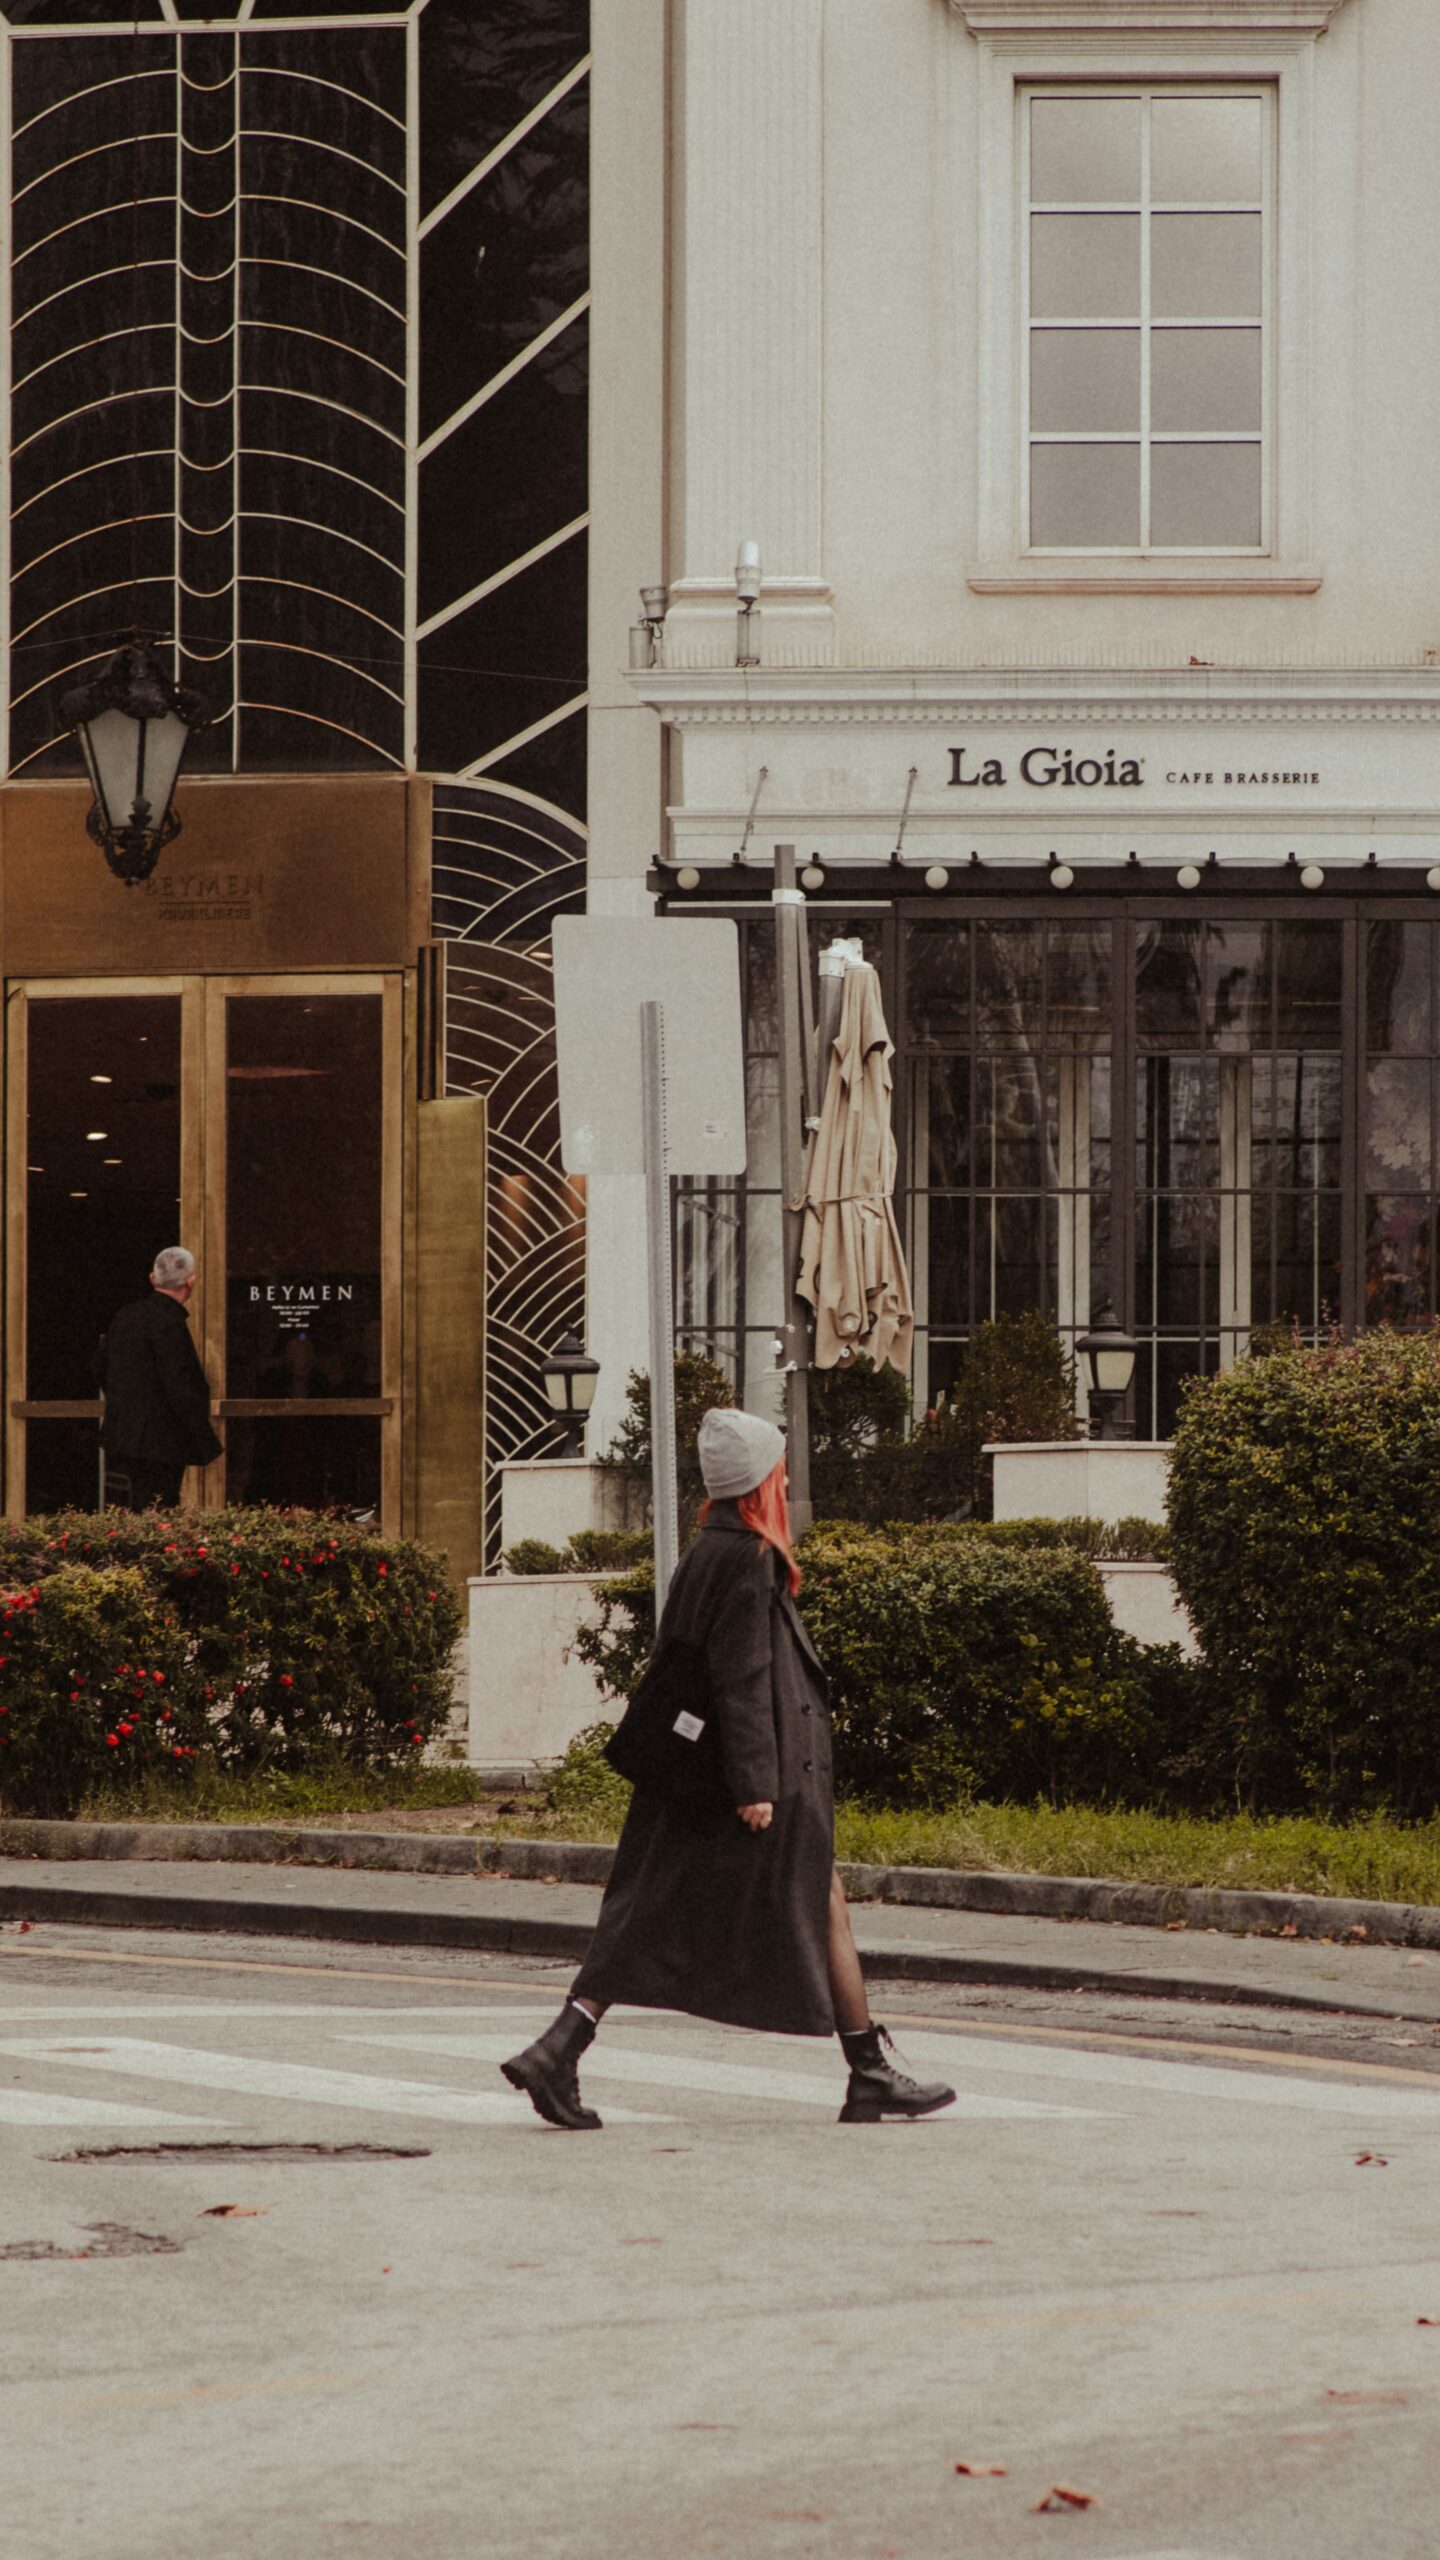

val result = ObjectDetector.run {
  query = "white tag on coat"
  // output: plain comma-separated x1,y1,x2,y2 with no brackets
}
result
671,1709,705,1742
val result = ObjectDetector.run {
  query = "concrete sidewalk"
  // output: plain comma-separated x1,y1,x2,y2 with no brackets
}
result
4,1851,1440,2023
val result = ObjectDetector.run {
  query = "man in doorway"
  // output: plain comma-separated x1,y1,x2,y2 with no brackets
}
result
100,1247,224,1509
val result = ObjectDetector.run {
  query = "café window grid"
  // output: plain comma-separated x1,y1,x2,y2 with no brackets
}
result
1024,86,1271,554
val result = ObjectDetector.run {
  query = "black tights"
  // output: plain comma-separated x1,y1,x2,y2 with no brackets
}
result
573,1865,870,2036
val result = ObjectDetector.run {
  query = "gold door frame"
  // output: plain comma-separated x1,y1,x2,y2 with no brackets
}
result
6,973,403,1526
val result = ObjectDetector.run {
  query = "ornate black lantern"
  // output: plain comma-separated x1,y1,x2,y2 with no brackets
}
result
1076,1306,1138,1440
59,641,209,886
540,1330,600,1455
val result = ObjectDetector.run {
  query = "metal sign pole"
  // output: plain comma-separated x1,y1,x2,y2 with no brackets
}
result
641,998,681,1613
773,845,814,1530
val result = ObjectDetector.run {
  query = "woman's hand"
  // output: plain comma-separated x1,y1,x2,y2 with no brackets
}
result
737,1802,774,1832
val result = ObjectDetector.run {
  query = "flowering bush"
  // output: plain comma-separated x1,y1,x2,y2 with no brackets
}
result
0,1510,464,1813
0,1565,198,1818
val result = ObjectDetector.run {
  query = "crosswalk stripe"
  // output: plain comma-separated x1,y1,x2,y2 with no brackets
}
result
347,2031,1108,2120
0,2038,671,2127
895,2028,1440,2120
0,2088,221,2129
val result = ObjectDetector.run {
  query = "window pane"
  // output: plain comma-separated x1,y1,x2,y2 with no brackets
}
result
905,921,970,1044
1030,214,1140,317
1366,1060,1433,1191
1274,922,1343,1048
1366,1198,1435,1326
917,1055,972,1189
1031,328,1140,431
1150,99,1263,204
1030,96,1141,202
1367,922,1432,1053
1150,442,1261,547
1207,924,1269,1048
926,1196,972,1329
1136,924,1205,1043
1031,441,1139,547
976,923,1044,1040
1046,923,1113,1050
1152,328,1261,432
1152,213,1262,317
225,1416,380,1512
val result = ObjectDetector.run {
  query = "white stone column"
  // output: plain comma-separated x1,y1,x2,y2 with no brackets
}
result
666,0,833,666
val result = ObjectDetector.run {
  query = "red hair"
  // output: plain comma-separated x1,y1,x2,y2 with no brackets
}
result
702,1455,801,1595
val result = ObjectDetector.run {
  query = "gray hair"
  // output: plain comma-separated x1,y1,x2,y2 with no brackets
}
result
151,1246,196,1290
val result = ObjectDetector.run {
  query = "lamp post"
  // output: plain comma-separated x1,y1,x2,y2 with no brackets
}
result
59,640,209,886
1076,1307,1137,1441
540,1330,600,1456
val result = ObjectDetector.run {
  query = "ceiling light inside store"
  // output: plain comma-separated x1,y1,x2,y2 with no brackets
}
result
103,1157,122,1166
70,1190,87,1198
90,1074,112,1084
85,1130,108,1141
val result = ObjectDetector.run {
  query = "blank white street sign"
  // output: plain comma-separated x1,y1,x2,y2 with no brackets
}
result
553,915,746,1178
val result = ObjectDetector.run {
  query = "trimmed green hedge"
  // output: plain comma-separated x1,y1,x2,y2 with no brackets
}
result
1168,1328,1440,1817
0,1509,463,1818
572,1520,1193,1810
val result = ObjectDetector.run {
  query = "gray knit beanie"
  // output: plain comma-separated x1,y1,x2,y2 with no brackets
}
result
697,1407,786,1501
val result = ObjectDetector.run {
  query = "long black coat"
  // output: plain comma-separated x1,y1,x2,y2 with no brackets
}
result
572,1504,835,2038
100,1293,223,1470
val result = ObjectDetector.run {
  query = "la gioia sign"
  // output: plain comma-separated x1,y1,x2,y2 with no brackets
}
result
949,745,1143,788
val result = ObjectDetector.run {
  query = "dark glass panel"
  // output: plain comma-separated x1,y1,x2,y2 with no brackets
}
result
1152,1339,1216,1440
1135,921,1204,1043
416,529,587,782
1366,922,1432,1054
924,1196,971,1330
976,924,1043,1043
905,922,970,1044
224,1416,380,1512
981,1193,1048,1319
675,1180,741,1338
418,114,588,447
1137,1055,1217,1192
1046,922,1112,1049
1137,1191,1214,1329
419,0,589,224
27,1420,106,1516
1274,921,1343,1049
1207,924,1268,1050
225,996,383,1401
1365,1059,1433,1192
418,318,588,616
917,1056,971,1189
745,1054,781,1190
1253,1053,1342,1192
1365,1197,1435,1327
26,997,182,1401
982,1056,1047,1191
744,922,777,1053
473,720,587,837
1271,1191,1342,1331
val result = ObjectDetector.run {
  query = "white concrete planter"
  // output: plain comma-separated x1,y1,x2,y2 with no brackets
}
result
1097,1561,1197,1660
466,1571,615,1775
499,1458,638,1553
987,1439,1172,1525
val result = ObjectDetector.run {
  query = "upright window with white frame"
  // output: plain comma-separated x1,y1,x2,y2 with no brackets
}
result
1024,88,1271,556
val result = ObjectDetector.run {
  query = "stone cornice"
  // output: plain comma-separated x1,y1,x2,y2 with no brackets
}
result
951,0,1349,33
630,668,1440,727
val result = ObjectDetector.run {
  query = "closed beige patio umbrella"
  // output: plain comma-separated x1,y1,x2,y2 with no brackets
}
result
796,960,913,1373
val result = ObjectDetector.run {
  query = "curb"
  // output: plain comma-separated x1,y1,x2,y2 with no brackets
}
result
0,1879,1406,2020
1,1817,1436,1950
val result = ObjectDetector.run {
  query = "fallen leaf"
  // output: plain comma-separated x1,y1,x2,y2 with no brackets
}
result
1032,2484,1100,2513
1406,1955,1428,1968
1383,2038,1420,2049
1345,1923,1370,1941
1278,1923,1299,1939
16,1921,33,1935
1325,2389,1407,2405
620,2235,663,2246
954,2460,1007,2477
1353,2152,1390,2167
201,2204,267,2219
1415,2317,1440,2327
381,2266,391,2274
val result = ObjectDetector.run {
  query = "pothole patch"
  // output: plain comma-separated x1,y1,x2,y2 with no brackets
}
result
49,2140,431,2166
1,2222,182,2260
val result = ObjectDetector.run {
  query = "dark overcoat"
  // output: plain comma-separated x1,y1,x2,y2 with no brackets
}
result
100,1293,224,1470
572,1504,835,2037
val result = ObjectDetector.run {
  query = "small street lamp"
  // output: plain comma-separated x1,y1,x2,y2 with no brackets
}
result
59,640,209,886
1076,1306,1137,1440
540,1330,600,1455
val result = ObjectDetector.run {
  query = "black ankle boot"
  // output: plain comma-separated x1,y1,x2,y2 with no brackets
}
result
838,2023,956,2125
502,2003,603,2131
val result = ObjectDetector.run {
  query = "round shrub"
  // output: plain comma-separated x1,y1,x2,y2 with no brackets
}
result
0,1565,197,1818
1167,1329,1440,1816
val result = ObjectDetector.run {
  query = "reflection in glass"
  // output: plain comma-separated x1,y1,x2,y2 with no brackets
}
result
1150,442,1261,548
1031,441,1139,547
1252,1055,1341,1192
1030,96,1141,202
977,925,1044,1041
1366,1197,1434,1326
1047,923,1113,1049
917,1055,972,1190
1274,923,1343,1048
1151,328,1261,432
1366,1059,1433,1192
1031,329,1140,432
675,1179,741,1346
1136,924,1205,1043
905,922,970,1044
1030,213,1139,317
27,996,182,1404
1207,925,1268,1048
226,1417,379,1513
1150,99,1263,204
925,1196,971,1329
1366,922,1432,1054
226,997,383,1405
1152,213,1262,317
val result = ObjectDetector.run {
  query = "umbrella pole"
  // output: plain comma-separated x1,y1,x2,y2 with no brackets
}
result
773,843,814,1530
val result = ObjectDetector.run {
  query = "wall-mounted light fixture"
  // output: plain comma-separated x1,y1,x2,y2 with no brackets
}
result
59,639,209,887
736,540,762,667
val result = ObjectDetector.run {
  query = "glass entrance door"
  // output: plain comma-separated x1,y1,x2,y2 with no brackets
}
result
7,976,400,1521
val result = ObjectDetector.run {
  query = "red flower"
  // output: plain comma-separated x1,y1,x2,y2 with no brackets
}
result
196,1545,208,1558
378,1563,388,1577
117,1722,132,1737
152,1671,165,1684
278,1675,294,1688
104,1733,119,1748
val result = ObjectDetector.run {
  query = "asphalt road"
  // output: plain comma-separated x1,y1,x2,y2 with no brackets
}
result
3,1922,1440,2560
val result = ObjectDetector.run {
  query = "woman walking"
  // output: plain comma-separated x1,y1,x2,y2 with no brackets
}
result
502,1408,956,2132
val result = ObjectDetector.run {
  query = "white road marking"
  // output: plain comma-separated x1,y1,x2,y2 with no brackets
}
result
0,2003,558,2023
346,2031,1109,2120
893,2029,1440,2120
0,2039,671,2126
0,2088,220,2128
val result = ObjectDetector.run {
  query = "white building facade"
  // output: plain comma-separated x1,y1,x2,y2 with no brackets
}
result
585,0,1440,1446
